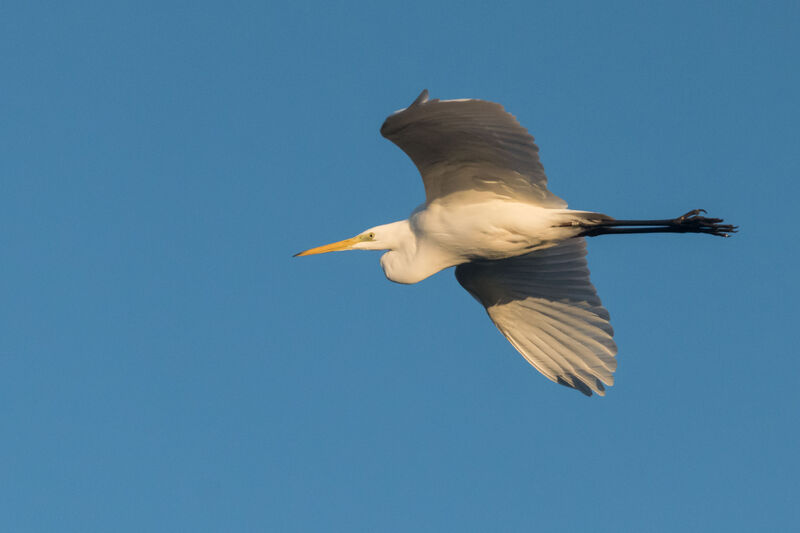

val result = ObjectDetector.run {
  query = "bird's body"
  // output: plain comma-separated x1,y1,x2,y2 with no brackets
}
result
296,90,735,396
377,199,600,284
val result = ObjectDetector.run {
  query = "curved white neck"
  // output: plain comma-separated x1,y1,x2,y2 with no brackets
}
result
374,220,454,284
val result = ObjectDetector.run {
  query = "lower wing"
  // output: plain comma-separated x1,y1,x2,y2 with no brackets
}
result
455,238,617,396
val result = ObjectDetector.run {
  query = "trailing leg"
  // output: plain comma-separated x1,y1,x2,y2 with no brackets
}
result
572,209,737,238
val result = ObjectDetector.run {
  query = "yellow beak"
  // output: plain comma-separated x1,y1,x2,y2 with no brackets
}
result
294,235,362,257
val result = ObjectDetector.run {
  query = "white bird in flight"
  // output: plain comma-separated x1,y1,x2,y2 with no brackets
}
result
296,90,735,396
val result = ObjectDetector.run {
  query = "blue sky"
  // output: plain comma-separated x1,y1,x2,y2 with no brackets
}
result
2,1,798,531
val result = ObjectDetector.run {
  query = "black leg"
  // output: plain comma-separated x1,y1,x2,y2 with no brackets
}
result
577,209,737,238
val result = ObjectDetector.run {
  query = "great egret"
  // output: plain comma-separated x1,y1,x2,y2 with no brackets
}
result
296,90,735,396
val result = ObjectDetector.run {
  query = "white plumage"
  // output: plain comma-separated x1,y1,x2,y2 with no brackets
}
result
456,238,615,396
296,90,735,396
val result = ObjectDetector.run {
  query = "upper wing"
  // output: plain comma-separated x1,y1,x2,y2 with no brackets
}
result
380,90,566,207
455,238,617,396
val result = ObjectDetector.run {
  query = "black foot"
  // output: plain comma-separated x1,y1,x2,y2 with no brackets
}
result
674,209,738,237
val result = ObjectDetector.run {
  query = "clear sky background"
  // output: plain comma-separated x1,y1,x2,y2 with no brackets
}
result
2,1,798,531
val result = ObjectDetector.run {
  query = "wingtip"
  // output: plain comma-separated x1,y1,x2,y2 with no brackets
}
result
381,89,430,138
411,89,429,106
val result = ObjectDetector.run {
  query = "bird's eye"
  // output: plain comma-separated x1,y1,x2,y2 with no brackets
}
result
368,233,375,239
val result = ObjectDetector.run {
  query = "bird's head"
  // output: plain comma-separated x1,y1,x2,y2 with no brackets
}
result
295,220,426,284
293,226,389,257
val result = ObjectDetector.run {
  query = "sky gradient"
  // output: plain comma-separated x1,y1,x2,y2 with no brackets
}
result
2,1,799,531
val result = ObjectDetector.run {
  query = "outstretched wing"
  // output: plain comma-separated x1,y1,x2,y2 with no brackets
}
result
380,90,566,207
455,238,617,396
